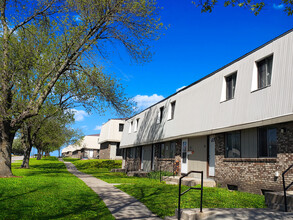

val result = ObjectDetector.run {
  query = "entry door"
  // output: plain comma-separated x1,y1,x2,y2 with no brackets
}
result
209,136,215,177
89,150,94,158
181,139,188,174
142,146,152,172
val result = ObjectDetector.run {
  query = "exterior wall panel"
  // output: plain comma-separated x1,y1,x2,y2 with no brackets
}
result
121,31,293,149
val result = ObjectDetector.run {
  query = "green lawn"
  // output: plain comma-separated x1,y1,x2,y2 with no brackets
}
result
0,157,114,220
66,157,266,219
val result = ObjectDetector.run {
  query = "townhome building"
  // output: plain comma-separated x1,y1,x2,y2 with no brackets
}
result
120,29,293,194
62,134,100,159
99,118,125,160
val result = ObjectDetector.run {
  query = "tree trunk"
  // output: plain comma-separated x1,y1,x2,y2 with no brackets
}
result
37,149,42,160
0,122,16,177
21,146,32,168
45,152,50,157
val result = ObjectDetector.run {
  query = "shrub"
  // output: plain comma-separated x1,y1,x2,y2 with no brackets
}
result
147,171,174,180
72,159,122,170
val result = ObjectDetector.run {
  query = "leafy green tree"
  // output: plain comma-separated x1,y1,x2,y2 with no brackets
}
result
12,138,23,156
20,104,79,168
193,0,293,15
33,116,80,160
0,0,162,176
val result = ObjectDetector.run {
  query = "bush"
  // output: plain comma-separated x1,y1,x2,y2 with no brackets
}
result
147,171,174,180
72,159,122,170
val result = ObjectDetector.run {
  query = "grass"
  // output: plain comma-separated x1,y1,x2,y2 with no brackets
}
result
0,157,114,220
66,157,266,219
116,183,266,218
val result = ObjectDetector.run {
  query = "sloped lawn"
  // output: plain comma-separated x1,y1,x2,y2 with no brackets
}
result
0,157,114,220
66,157,266,219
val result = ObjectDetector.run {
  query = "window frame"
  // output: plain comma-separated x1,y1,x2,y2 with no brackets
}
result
159,106,164,123
225,131,241,158
119,123,124,132
258,127,277,158
257,55,273,90
225,72,237,100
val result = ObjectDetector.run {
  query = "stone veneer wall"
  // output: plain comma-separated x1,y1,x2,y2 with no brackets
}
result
215,121,293,194
99,143,111,159
93,149,99,158
124,147,141,172
154,139,182,175
124,139,182,174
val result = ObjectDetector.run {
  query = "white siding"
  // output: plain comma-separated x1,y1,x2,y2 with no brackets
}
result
121,30,293,148
99,119,125,144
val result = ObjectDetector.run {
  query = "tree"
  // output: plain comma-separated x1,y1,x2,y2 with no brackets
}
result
12,138,23,156
0,0,162,176
20,104,78,168
33,115,80,160
192,0,293,15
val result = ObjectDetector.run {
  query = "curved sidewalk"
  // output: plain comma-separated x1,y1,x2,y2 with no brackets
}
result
60,159,160,220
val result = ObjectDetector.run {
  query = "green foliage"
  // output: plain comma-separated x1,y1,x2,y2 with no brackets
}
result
147,171,174,180
0,157,114,219
12,138,23,155
68,161,265,219
64,158,122,170
192,0,293,16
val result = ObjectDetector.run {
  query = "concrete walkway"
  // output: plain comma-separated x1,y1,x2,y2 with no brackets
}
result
60,159,160,220
165,208,293,220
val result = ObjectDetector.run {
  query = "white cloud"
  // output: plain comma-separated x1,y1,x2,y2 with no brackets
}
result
176,86,186,92
94,124,103,131
273,4,284,10
133,94,164,110
70,109,89,122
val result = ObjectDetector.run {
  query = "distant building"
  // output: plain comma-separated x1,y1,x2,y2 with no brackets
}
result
99,118,125,160
62,134,100,159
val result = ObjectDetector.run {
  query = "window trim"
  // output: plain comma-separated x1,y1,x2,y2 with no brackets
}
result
251,53,274,92
119,123,124,132
225,72,237,101
225,131,241,158
257,127,277,158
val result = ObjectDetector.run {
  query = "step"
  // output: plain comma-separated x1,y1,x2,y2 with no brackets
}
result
265,191,293,212
163,176,216,187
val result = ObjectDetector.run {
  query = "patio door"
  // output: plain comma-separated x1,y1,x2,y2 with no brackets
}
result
209,135,215,177
181,139,188,174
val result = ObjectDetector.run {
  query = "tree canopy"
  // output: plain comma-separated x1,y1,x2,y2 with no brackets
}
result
0,0,162,176
192,0,293,15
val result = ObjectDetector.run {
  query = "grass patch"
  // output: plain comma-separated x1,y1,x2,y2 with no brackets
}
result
0,157,114,220
66,158,266,219
63,157,122,170
116,183,266,218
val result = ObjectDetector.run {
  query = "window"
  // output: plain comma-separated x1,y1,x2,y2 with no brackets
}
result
116,143,122,156
225,131,241,158
257,55,273,89
128,147,136,158
134,118,139,132
129,121,133,133
168,101,176,120
258,127,277,157
159,107,164,123
225,73,237,100
170,142,176,158
119,123,124,132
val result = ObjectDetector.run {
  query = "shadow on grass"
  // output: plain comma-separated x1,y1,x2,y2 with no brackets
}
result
0,184,57,202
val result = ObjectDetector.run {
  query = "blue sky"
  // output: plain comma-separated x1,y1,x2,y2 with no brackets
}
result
52,0,293,156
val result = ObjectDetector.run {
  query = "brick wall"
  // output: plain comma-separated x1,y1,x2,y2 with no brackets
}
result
124,147,141,171
99,143,111,159
124,139,182,174
93,149,99,158
215,121,293,194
